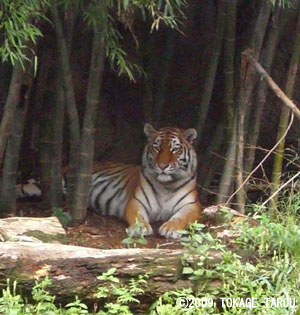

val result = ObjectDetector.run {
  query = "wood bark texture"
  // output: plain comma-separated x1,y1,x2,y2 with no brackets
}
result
0,242,206,303
0,216,66,242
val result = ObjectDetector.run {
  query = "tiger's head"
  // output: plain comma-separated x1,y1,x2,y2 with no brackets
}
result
142,123,198,183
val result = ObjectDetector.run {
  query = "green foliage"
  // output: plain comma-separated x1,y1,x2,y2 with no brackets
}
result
148,213,300,314
64,297,89,314
180,222,226,282
236,212,300,259
122,219,148,247
96,267,149,314
0,279,24,315
1,0,186,79
237,187,300,259
0,0,49,66
52,207,72,226
84,0,187,81
0,277,89,314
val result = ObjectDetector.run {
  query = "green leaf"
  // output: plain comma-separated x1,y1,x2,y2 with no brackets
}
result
182,267,194,274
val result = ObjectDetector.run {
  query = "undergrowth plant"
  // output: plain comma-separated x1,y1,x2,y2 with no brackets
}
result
150,208,300,314
122,219,148,247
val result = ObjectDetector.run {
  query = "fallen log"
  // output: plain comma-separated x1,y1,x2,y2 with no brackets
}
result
0,211,250,309
0,242,219,304
0,216,67,243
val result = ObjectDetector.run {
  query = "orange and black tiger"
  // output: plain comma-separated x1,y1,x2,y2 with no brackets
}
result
89,123,203,239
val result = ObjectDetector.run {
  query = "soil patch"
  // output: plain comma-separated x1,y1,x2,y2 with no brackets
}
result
14,201,183,250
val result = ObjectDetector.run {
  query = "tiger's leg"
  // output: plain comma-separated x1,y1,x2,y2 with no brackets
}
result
159,202,202,239
124,198,153,237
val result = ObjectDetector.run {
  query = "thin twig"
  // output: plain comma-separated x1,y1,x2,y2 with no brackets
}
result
260,169,300,208
225,112,294,205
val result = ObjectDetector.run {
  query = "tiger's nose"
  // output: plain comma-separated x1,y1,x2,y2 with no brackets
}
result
158,162,168,170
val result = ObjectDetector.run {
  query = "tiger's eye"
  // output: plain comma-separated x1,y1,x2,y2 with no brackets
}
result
172,147,181,153
152,143,160,152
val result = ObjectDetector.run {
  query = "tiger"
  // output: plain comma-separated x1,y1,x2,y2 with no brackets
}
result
89,123,203,239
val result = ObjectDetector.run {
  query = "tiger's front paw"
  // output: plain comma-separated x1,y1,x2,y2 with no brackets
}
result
159,220,185,239
127,222,153,237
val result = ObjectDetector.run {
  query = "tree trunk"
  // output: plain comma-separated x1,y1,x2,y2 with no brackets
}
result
49,74,65,208
223,0,237,140
153,29,176,124
30,50,53,154
72,8,106,222
39,84,55,204
50,0,80,208
195,0,226,143
234,0,272,212
270,10,300,210
216,0,237,205
0,63,25,166
0,242,223,305
0,83,31,213
141,33,154,123
245,7,288,174
199,121,224,200
217,114,237,204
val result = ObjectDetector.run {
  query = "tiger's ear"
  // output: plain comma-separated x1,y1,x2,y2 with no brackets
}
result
144,123,156,139
184,128,197,144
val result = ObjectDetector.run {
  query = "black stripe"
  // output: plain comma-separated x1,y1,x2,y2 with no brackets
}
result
140,184,152,211
104,170,138,216
142,170,161,207
95,167,129,179
175,199,198,213
133,195,149,215
105,187,123,216
142,170,158,196
89,177,109,196
183,146,189,170
173,172,196,193
90,168,129,196
93,181,112,214
172,189,194,212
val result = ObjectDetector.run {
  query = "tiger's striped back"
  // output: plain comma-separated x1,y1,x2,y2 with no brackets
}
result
89,162,140,218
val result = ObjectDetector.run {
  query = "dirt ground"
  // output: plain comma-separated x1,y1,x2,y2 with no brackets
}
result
14,200,183,250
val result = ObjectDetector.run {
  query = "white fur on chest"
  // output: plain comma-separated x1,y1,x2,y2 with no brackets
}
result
141,175,195,222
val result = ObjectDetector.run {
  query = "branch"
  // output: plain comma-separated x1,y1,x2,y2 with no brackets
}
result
242,50,300,120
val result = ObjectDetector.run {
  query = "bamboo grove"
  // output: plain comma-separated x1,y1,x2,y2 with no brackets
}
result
0,0,300,219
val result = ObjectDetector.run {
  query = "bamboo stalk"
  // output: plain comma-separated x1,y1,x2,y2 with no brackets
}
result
195,0,226,142
1,82,31,213
49,73,64,208
50,0,80,208
217,114,237,204
223,0,237,139
270,10,300,210
234,1,272,212
0,63,25,166
198,121,224,198
216,0,237,204
72,4,106,222
153,29,176,123
245,7,286,174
